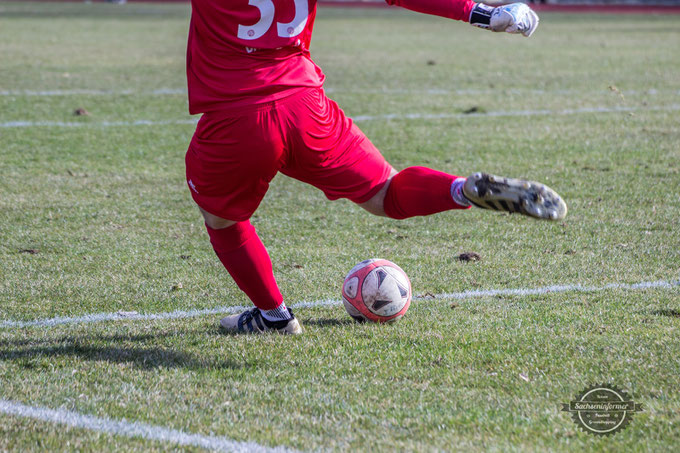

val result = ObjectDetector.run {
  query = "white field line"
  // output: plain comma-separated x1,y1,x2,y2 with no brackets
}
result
0,119,199,128
0,88,187,96
1,279,678,330
433,279,679,300
1,87,679,97
0,399,295,453
351,104,680,122
2,104,679,130
328,87,680,96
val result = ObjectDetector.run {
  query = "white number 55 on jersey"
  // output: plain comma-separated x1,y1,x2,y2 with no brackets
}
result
237,0,309,40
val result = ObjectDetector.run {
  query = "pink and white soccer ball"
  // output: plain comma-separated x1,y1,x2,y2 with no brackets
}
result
342,259,412,323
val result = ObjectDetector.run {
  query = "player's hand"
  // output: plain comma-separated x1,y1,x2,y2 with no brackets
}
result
470,3,539,38
491,3,539,36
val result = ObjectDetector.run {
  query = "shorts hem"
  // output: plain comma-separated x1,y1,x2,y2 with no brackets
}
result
347,168,393,204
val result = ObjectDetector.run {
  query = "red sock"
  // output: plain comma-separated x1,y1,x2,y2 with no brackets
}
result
206,221,283,311
383,166,470,219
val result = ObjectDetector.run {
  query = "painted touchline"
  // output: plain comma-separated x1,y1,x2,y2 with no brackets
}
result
0,119,199,128
0,399,296,453
2,104,679,129
0,88,186,96
1,87,679,97
351,104,680,121
1,279,677,330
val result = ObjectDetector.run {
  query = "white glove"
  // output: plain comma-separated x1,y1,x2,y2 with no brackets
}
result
470,3,539,38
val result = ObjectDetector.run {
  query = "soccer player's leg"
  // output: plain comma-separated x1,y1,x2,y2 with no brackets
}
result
374,167,472,219
280,89,471,219
281,88,566,221
185,109,301,335
366,169,567,221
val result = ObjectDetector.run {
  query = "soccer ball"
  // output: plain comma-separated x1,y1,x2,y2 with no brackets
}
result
341,259,412,323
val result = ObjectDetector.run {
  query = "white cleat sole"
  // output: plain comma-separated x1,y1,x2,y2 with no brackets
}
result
463,172,567,220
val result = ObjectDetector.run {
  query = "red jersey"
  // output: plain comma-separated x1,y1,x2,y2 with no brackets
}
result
187,0,475,114
187,0,323,113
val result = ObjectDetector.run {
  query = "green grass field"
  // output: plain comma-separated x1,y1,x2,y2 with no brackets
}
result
1,1,679,451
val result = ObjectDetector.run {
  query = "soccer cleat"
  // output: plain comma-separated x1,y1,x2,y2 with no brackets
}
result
220,307,302,335
462,173,567,220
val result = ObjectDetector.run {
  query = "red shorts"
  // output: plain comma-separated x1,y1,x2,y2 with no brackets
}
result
185,88,393,221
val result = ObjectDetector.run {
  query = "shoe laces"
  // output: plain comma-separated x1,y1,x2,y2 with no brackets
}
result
240,307,261,324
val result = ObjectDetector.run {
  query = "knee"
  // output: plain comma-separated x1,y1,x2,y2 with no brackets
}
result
358,170,397,217
199,207,238,229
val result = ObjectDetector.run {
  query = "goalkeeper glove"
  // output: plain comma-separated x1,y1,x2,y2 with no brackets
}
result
470,3,539,37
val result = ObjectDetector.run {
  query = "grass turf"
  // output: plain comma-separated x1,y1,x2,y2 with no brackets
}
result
1,2,679,451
